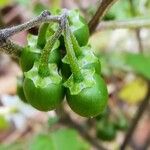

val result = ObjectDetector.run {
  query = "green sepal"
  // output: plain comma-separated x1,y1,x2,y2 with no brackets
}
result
27,33,60,50
62,55,69,64
63,69,95,95
25,62,62,88
62,45,100,68
28,34,38,47
78,46,100,67
68,9,85,32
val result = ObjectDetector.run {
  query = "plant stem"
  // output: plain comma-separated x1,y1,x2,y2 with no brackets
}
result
96,19,150,31
0,39,22,58
69,28,82,57
64,20,83,82
0,10,60,39
37,23,49,49
88,0,118,34
38,23,63,77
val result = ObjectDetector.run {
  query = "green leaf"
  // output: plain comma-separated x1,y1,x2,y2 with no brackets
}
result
33,3,47,15
50,129,90,150
0,115,9,131
106,0,132,19
29,134,54,150
125,52,150,80
29,128,90,150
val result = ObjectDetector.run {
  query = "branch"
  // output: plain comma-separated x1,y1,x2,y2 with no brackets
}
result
121,81,150,150
88,0,118,34
0,10,66,58
96,19,150,31
0,40,22,58
0,10,60,39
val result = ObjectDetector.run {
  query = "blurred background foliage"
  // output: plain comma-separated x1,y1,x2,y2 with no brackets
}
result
0,0,150,150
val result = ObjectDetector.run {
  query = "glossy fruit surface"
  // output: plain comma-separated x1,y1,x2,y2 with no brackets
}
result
20,35,40,72
66,74,108,117
17,77,28,103
20,35,61,72
20,46,40,72
97,119,117,141
68,10,89,46
50,9,89,46
23,63,64,111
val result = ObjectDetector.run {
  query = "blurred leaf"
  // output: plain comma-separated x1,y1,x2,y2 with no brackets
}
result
100,52,150,79
0,142,24,150
119,78,148,104
106,0,149,20
0,0,11,7
106,0,132,20
15,0,30,7
50,0,61,9
33,3,47,15
0,115,9,130
99,52,129,77
29,134,54,150
29,128,90,150
125,53,150,80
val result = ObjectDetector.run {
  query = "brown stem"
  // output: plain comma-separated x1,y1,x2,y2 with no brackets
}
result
121,81,150,150
135,29,144,53
128,0,144,53
88,0,118,34
0,40,22,58
0,10,66,58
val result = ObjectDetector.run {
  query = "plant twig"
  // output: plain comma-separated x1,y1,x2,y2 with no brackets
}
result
121,81,150,150
0,10,66,58
88,0,118,34
96,19,150,31
0,10,60,39
135,29,144,53
0,40,22,58
128,0,144,53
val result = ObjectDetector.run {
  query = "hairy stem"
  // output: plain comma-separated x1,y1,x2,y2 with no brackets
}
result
0,40,22,58
38,13,66,77
64,20,83,82
69,28,82,57
0,10,60,39
0,10,67,59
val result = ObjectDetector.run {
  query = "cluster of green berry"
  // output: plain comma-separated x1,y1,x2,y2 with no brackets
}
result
17,9,108,117
96,108,128,141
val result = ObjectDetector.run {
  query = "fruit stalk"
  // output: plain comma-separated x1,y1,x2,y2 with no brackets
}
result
64,20,84,82
38,23,62,77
